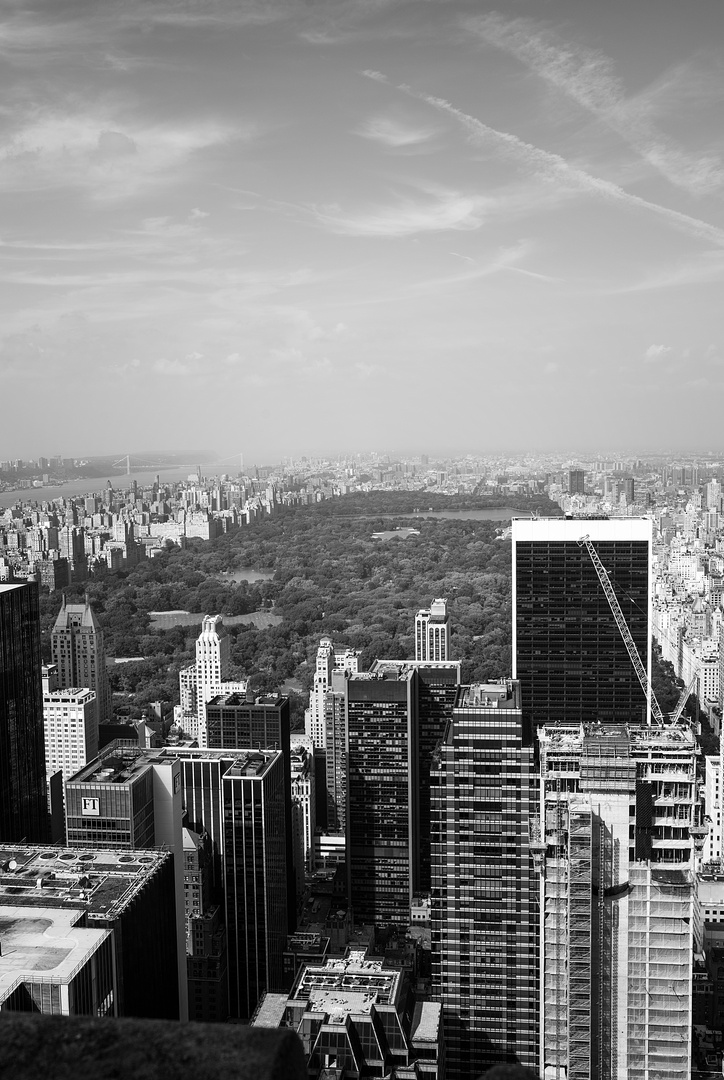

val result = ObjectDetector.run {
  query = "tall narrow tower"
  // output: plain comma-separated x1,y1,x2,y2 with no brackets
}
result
51,594,112,723
431,680,538,1078
0,581,49,842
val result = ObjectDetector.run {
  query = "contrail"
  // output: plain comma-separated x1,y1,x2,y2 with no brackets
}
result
361,70,724,249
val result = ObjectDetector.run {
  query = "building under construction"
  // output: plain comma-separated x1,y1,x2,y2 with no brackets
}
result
535,721,700,1080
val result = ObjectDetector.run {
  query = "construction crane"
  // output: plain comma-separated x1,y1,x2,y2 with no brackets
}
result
577,535,666,726
669,670,698,728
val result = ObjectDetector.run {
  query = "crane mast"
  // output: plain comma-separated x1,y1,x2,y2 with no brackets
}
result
577,535,666,726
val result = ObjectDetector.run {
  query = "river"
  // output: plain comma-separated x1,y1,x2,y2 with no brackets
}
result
0,468,203,509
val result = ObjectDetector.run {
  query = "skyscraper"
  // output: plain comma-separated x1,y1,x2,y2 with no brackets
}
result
51,595,111,724
415,599,451,662
0,844,178,1019
65,744,189,1021
536,721,697,1079
0,581,49,843
431,680,538,1079
512,518,652,727
205,691,295,930
156,746,290,1021
42,664,97,793
173,615,246,745
346,667,416,926
569,468,585,495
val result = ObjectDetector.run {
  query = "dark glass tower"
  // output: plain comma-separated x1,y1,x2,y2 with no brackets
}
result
0,581,48,842
512,519,652,727
431,680,538,1080
205,692,295,931
346,668,416,926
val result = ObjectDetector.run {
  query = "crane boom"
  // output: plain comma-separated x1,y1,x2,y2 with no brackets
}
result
669,670,698,728
577,535,666,726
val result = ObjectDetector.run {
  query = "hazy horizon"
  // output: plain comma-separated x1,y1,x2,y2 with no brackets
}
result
2,1,723,459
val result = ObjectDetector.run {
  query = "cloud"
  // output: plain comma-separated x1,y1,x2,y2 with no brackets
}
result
0,105,249,200
543,360,559,375
356,116,438,148
465,13,724,196
310,186,490,237
361,71,724,248
644,344,673,363
189,208,210,220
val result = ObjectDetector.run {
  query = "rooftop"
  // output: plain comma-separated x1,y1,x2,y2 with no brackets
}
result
0,845,171,924
252,992,289,1028
0,905,110,1004
292,950,401,1018
411,1001,442,1044
457,681,520,710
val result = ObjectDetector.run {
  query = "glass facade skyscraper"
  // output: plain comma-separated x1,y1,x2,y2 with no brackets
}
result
513,518,652,727
0,581,48,843
431,680,539,1079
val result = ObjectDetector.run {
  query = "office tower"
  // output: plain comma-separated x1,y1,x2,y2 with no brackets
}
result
51,595,112,723
431,680,538,1079
707,479,722,511
290,743,315,895
195,615,229,737
512,518,652,727
305,637,359,749
205,691,295,930
324,670,348,832
569,468,585,495
42,673,97,794
222,749,288,1019
415,598,451,662
252,949,444,1079
536,721,697,1079
174,615,246,746
0,581,49,843
370,658,461,895
159,747,290,1021
346,667,416,925
184,827,229,1022
65,745,188,1021
704,749,724,866
0,845,177,1019
622,476,636,504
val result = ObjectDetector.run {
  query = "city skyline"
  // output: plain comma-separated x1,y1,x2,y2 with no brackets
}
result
2,1,724,457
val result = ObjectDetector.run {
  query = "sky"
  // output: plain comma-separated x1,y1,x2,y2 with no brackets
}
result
2,0,724,461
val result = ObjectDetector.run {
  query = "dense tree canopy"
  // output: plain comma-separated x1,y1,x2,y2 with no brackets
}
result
38,493,562,712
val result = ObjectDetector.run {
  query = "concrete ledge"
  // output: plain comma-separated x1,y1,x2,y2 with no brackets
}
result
0,1014,306,1080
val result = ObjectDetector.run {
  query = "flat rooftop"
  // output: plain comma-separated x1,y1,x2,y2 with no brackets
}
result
539,722,697,753
0,845,170,921
0,905,110,1005
512,517,652,542
411,1000,442,1044
70,745,281,785
457,682,520,710
252,992,288,1028
293,950,401,1016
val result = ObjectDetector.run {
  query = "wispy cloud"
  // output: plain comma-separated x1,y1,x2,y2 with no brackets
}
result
465,13,724,196
0,104,251,199
356,115,438,148
361,71,724,248
310,186,490,237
